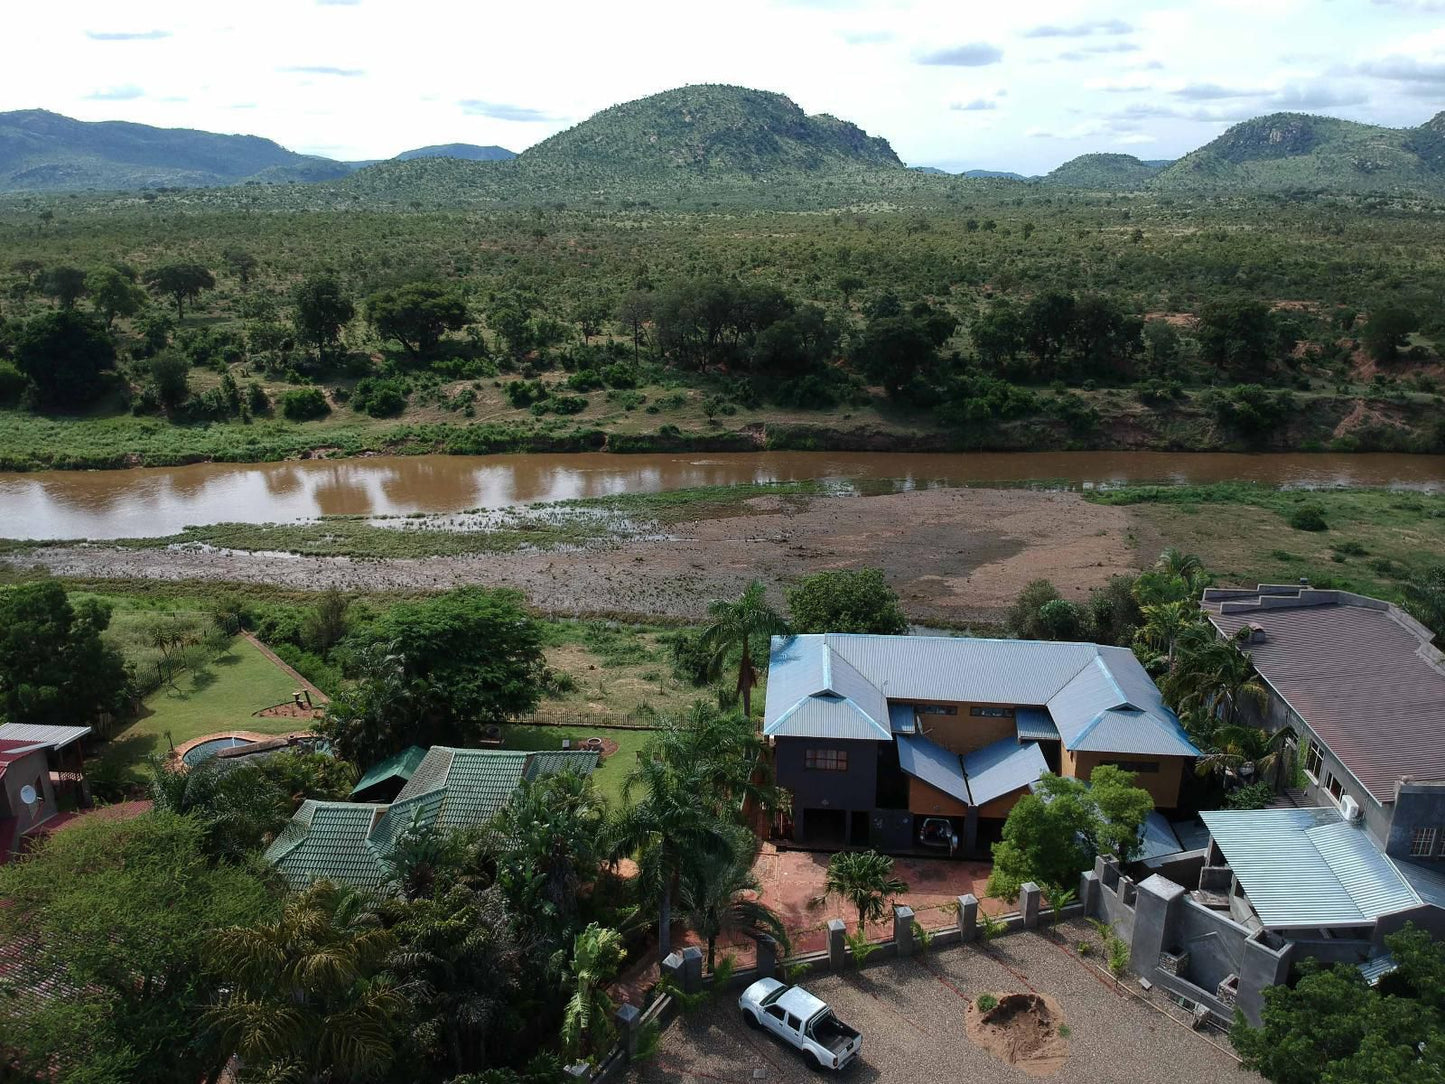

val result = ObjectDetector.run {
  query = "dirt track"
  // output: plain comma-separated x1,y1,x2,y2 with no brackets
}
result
4,489,1144,623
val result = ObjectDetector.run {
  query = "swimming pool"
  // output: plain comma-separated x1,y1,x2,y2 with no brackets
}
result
181,736,256,766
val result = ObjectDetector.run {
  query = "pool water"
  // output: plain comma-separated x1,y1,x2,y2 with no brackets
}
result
182,736,255,766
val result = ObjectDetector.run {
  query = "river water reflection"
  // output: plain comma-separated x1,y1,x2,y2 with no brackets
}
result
3,450,1443,540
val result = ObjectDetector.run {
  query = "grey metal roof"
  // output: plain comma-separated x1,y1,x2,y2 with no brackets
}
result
1396,858,1445,909
963,738,1048,806
1207,592,1445,804
897,733,970,803
1137,811,1185,862
1201,807,1423,928
763,634,1197,758
889,703,918,734
1015,709,1059,742
0,723,91,750
1358,954,1398,985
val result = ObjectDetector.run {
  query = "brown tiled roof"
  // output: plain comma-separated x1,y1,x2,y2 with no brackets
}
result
1207,591,1445,804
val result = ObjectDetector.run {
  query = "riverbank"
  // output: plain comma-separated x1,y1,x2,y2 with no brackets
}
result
5,484,1439,623
1,385,1441,473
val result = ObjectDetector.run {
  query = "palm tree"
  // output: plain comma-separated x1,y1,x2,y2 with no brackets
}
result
613,749,738,964
205,881,406,1084
699,580,789,719
560,923,626,1062
823,850,909,934
653,701,780,817
147,757,291,862
1132,599,1204,671
679,831,791,972
1156,547,1205,584
1195,724,1297,790
1164,638,1269,728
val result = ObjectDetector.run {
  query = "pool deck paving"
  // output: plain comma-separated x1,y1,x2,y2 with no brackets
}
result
625,921,1262,1084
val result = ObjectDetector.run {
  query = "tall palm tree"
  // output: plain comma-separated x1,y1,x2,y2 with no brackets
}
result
1195,724,1297,789
560,923,626,1062
205,881,406,1084
823,850,909,934
613,750,738,964
1156,547,1205,584
1164,638,1269,728
678,831,791,972
653,701,780,817
699,580,789,719
1132,599,1204,671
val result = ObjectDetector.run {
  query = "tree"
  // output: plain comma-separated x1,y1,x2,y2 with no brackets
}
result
699,580,790,719
786,567,908,635
304,587,352,653
86,266,146,328
824,850,909,934
560,924,626,1062
1164,637,1268,730
207,881,407,1084
1405,565,1445,647
1197,299,1281,377
1133,598,1204,670
0,580,128,729
0,812,274,1084
365,282,471,358
1195,724,1296,790
222,247,258,288
143,263,215,319
293,272,355,358
613,722,741,963
679,834,790,972
148,350,191,409
1035,598,1090,641
1231,925,1445,1084
320,588,545,764
148,757,293,862
615,289,652,361
1005,578,1063,640
987,768,1153,899
383,883,524,1078
40,265,88,309
1362,305,1418,365
13,309,116,407
850,303,957,397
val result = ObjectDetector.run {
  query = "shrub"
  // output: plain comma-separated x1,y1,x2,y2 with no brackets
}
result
975,994,999,1012
546,394,588,416
602,362,638,388
350,376,409,417
505,379,547,408
566,369,605,392
668,630,714,686
1107,935,1130,978
1287,504,1328,532
0,360,28,405
280,387,330,420
1225,781,1276,810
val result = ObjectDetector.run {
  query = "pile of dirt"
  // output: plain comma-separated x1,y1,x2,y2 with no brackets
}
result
965,992,1069,1077
255,702,325,720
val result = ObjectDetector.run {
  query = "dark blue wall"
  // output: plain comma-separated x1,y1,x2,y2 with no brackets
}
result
775,738,880,813
1386,784,1445,861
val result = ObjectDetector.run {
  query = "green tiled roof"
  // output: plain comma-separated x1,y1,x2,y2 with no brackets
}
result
267,746,599,891
349,745,428,797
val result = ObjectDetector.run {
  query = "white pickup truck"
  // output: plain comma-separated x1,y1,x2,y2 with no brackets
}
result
738,978,862,1071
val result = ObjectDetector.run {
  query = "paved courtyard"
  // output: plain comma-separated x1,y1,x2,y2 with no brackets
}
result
624,923,1262,1084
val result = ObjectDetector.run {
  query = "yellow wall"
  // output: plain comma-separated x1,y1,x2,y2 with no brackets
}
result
1070,751,1185,809
908,777,969,817
976,790,1026,819
910,701,1020,756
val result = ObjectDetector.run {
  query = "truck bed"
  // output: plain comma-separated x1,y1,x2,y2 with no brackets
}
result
808,1012,860,1055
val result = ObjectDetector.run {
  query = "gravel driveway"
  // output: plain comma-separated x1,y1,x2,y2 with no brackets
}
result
625,924,1261,1084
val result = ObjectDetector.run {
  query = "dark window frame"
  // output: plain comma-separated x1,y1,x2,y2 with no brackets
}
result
970,706,1015,718
804,748,849,772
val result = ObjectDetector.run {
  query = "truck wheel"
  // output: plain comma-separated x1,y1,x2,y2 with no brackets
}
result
741,1009,760,1029
810,1052,829,1073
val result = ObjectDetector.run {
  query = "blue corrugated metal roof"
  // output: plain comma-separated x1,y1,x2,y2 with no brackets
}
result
1201,807,1422,928
1137,811,1185,862
1358,954,1397,985
897,733,969,803
1015,709,1059,742
963,738,1048,806
889,703,918,734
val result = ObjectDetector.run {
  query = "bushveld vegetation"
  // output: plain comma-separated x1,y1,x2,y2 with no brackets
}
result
1,182,1443,469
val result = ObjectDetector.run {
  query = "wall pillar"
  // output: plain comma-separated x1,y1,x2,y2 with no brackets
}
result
894,906,915,957
958,894,978,942
1079,870,1101,917
964,805,980,856
1131,874,1187,982
827,919,848,971
1236,933,1294,1026
680,946,704,995
615,1003,641,1059
660,951,684,991
1020,882,1041,928
756,934,780,980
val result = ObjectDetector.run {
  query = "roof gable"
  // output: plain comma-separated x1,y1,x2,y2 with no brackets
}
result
963,738,1049,806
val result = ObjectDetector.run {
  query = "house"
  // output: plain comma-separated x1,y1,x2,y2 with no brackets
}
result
0,723,92,808
265,746,598,890
348,744,428,803
763,633,1199,857
1080,585,1445,1029
0,740,57,863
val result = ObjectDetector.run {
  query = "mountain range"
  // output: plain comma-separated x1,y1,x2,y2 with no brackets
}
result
3,88,1445,199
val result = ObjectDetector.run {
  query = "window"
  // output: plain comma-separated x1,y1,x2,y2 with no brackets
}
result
804,748,848,772
1304,740,1323,780
1411,827,1438,858
1101,760,1160,774
1328,775,1344,801
766,1006,786,1022
919,705,958,716
970,706,1015,718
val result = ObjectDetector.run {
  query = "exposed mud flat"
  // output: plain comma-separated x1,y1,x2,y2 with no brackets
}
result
3,488,1141,623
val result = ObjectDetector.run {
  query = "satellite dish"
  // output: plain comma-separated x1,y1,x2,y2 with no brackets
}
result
19,784,37,806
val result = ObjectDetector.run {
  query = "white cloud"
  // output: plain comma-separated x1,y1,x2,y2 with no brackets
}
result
917,42,1004,66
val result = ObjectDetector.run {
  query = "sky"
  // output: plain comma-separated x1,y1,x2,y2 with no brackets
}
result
5,0,1445,174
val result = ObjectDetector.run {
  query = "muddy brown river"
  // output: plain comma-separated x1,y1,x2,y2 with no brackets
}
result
2,451,1443,540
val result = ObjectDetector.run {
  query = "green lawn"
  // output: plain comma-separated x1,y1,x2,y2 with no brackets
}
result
499,724,653,808
95,635,306,783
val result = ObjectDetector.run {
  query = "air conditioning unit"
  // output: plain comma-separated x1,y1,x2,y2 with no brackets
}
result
1340,795,1362,822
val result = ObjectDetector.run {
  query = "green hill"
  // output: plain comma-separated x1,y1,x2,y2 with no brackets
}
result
1155,112,1445,194
395,143,516,162
0,109,352,191
518,84,902,178
1042,153,1168,189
